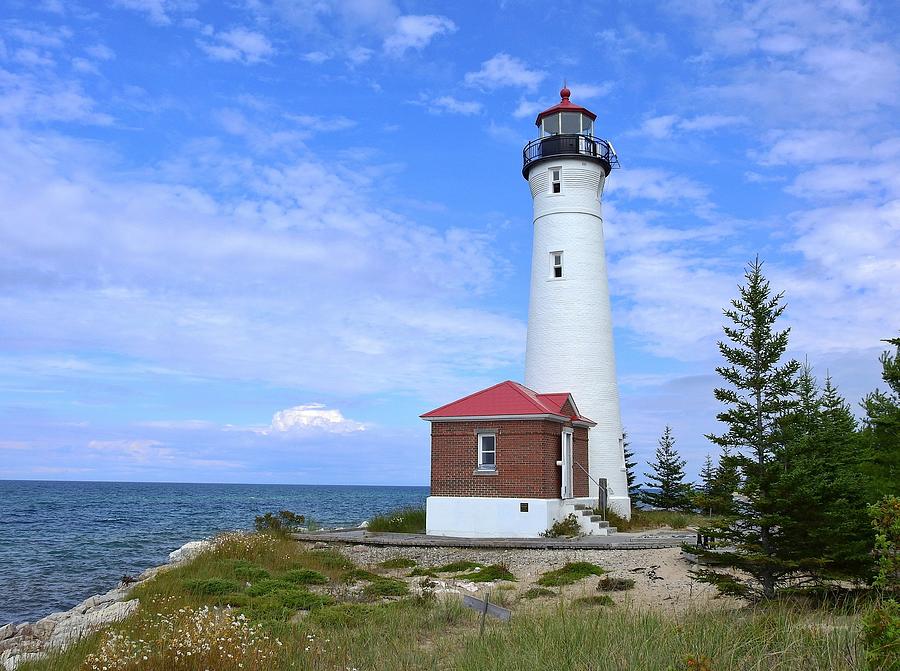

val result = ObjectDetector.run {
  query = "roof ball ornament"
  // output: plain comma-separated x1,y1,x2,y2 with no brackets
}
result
560,86,571,100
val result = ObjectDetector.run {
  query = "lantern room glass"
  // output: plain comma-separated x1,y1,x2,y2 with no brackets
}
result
541,112,593,137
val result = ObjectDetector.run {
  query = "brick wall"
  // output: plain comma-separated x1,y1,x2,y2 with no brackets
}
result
430,419,588,498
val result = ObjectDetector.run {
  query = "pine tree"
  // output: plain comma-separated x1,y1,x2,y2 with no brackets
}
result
710,446,741,515
622,431,642,503
642,426,691,511
692,454,717,515
861,336,900,499
690,258,802,600
776,371,874,581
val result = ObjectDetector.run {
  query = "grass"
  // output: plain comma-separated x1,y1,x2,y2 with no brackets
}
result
283,568,328,585
456,564,516,583
19,531,878,671
409,560,484,577
540,513,582,538
600,508,719,532
521,587,557,600
597,576,636,592
378,557,417,569
537,562,606,587
573,595,615,608
366,507,426,533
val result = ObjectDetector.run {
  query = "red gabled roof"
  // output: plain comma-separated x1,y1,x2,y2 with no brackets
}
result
534,87,597,126
421,380,595,425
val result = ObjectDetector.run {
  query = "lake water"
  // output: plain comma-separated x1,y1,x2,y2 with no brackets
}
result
0,480,429,625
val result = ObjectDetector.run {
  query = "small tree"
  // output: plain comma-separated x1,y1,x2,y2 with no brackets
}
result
690,258,802,600
622,431,642,503
692,454,717,515
642,426,691,511
861,336,900,499
709,446,741,515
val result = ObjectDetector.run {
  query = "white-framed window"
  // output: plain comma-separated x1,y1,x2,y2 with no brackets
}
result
550,167,561,193
541,112,593,137
550,251,563,279
477,432,496,471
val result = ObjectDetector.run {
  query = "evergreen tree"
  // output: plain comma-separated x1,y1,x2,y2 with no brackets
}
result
776,371,874,581
692,454,717,515
642,426,691,510
709,446,741,515
691,258,802,600
622,431,642,503
861,336,900,499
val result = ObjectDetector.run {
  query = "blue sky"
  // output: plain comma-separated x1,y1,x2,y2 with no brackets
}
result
1,0,898,485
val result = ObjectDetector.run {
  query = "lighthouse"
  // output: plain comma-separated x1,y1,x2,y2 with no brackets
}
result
522,87,631,518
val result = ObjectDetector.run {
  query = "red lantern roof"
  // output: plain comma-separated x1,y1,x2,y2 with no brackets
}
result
421,380,595,425
534,87,597,126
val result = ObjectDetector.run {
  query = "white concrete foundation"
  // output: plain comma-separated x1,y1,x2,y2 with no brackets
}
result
426,496,600,538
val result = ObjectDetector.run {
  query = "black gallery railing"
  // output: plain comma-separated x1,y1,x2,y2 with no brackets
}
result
522,134,620,175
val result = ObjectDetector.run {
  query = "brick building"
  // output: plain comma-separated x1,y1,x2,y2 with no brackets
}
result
421,381,611,538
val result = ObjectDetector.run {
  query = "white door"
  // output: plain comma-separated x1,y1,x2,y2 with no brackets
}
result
561,431,574,499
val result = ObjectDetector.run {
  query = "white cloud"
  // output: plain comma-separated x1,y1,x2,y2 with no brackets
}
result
85,44,115,61
111,0,195,26
198,28,273,65
424,96,482,116
383,14,456,56
637,114,745,139
464,53,545,91
87,439,173,463
262,404,367,434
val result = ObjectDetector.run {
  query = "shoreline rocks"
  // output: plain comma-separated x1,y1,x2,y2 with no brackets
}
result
0,539,210,671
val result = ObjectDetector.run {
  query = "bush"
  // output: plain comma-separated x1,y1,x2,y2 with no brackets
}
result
379,557,417,569
862,598,900,670
456,564,516,583
254,510,309,535
283,568,328,585
367,507,426,533
521,587,556,600
245,578,296,596
537,562,605,587
364,577,410,598
540,514,582,538
597,576,635,592
869,495,900,590
228,560,270,582
183,578,242,596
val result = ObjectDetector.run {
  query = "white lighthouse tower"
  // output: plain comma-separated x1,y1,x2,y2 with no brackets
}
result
522,87,631,518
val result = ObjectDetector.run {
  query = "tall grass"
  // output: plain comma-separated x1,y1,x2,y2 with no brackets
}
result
20,531,872,671
366,507,426,533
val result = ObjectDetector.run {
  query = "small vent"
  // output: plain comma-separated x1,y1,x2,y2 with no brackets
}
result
565,167,600,191
529,171,549,197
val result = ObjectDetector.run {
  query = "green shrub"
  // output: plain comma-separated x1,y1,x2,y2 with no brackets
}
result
245,578,296,596
540,513,582,538
521,587,556,600
573,595,614,607
379,557,417,569
862,598,899,670
367,507,426,533
183,578,242,596
342,568,380,584
869,495,900,590
283,568,328,585
296,548,354,572
457,564,516,583
254,510,309,535
307,603,375,629
227,560,270,581
364,577,410,597
277,589,332,610
596,576,635,592
435,560,483,573
537,562,605,587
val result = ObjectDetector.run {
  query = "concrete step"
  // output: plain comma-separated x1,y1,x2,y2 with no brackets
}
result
589,517,609,527
573,504,592,511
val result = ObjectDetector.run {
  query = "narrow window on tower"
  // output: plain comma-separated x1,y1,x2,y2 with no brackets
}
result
477,433,496,471
551,251,563,279
550,167,561,193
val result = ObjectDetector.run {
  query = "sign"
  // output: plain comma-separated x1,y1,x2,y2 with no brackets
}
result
462,594,512,622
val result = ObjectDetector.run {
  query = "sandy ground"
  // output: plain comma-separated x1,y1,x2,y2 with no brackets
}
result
301,541,742,614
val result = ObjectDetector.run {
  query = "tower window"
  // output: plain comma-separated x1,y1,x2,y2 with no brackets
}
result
550,168,561,193
551,251,563,278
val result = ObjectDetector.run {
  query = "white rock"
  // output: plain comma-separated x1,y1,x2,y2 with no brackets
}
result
168,540,211,563
0,626,14,642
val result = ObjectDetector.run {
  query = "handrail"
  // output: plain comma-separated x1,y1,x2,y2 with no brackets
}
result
522,133,620,177
572,460,610,521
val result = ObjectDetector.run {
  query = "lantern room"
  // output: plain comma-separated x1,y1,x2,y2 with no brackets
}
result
535,87,596,137
522,87,619,177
